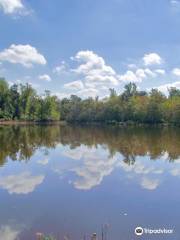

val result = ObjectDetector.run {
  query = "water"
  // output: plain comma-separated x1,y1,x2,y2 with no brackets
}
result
0,125,180,240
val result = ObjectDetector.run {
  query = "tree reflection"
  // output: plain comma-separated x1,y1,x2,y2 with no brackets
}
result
0,125,179,167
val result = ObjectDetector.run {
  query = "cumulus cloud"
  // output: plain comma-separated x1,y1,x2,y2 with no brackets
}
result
172,68,180,76
64,80,84,90
119,68,157,83
39,74,51,82
0,0,25,14
0,225,20,240
72,50,119,88
0,172,45,194
156,81,180,95
155,69,166,75
53,50,170,98
57,50,122,98
0,44,47,67
119,70,140,83
143,53,163,66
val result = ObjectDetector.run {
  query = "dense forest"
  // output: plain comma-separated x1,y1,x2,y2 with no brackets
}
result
0,78,60,121
0,78,180,124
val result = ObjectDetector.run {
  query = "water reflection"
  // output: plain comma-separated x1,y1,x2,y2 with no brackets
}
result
0,125,179,167
0,225,21,240
0,125,180,239
0,172,45,194
0,125,180,193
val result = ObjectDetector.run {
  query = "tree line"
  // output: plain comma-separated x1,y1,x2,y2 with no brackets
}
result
60,82,180,125
0,78,180,124
0,78,60,121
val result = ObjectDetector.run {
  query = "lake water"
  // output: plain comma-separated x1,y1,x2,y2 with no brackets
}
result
0,125,180,240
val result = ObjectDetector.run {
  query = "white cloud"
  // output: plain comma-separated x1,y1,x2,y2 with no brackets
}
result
172,68,180,76
64,80,84,90
0,44,47,67
73,50,119,87
53,51,169,98
0,0,30,15
136,68,147,79
57,50,121,98
156,81,180,95
141,177,160,190
0,225,20,240
127,63,137,69
119,70,139,83
39,74,51,82
74,50,115,75
0,0,24,14
53,61,68,74
155,69,166,75
77,88,99,98
119,68,156,83
0,172,45,194
143,53,163,66
85,74,118,86
144,68,157,77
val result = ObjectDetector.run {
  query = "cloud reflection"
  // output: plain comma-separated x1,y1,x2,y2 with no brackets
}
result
0,172,45,194
0,225,20,240
59,146,120,190
60,146,172,191
141,177,160,190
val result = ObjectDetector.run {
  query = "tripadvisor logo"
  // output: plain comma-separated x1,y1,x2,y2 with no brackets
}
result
134,226,174,236
135,227,143,236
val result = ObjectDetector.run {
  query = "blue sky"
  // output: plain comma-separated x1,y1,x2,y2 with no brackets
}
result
0,0,180,98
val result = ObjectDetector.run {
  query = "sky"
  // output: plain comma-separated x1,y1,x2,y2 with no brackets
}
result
0,0,180,98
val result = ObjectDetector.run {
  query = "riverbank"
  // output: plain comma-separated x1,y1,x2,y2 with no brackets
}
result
0,120,179,127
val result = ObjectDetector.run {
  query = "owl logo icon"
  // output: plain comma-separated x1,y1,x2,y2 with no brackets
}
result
135,227,143,236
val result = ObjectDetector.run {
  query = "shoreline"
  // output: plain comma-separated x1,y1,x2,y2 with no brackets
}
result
0,120,179,127
0,120,67,125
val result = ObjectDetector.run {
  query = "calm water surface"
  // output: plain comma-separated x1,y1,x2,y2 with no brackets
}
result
0,125,180,240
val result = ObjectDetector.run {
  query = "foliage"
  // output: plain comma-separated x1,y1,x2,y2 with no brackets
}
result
0,78,179,124
60,83,180,125
0,78,60,121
